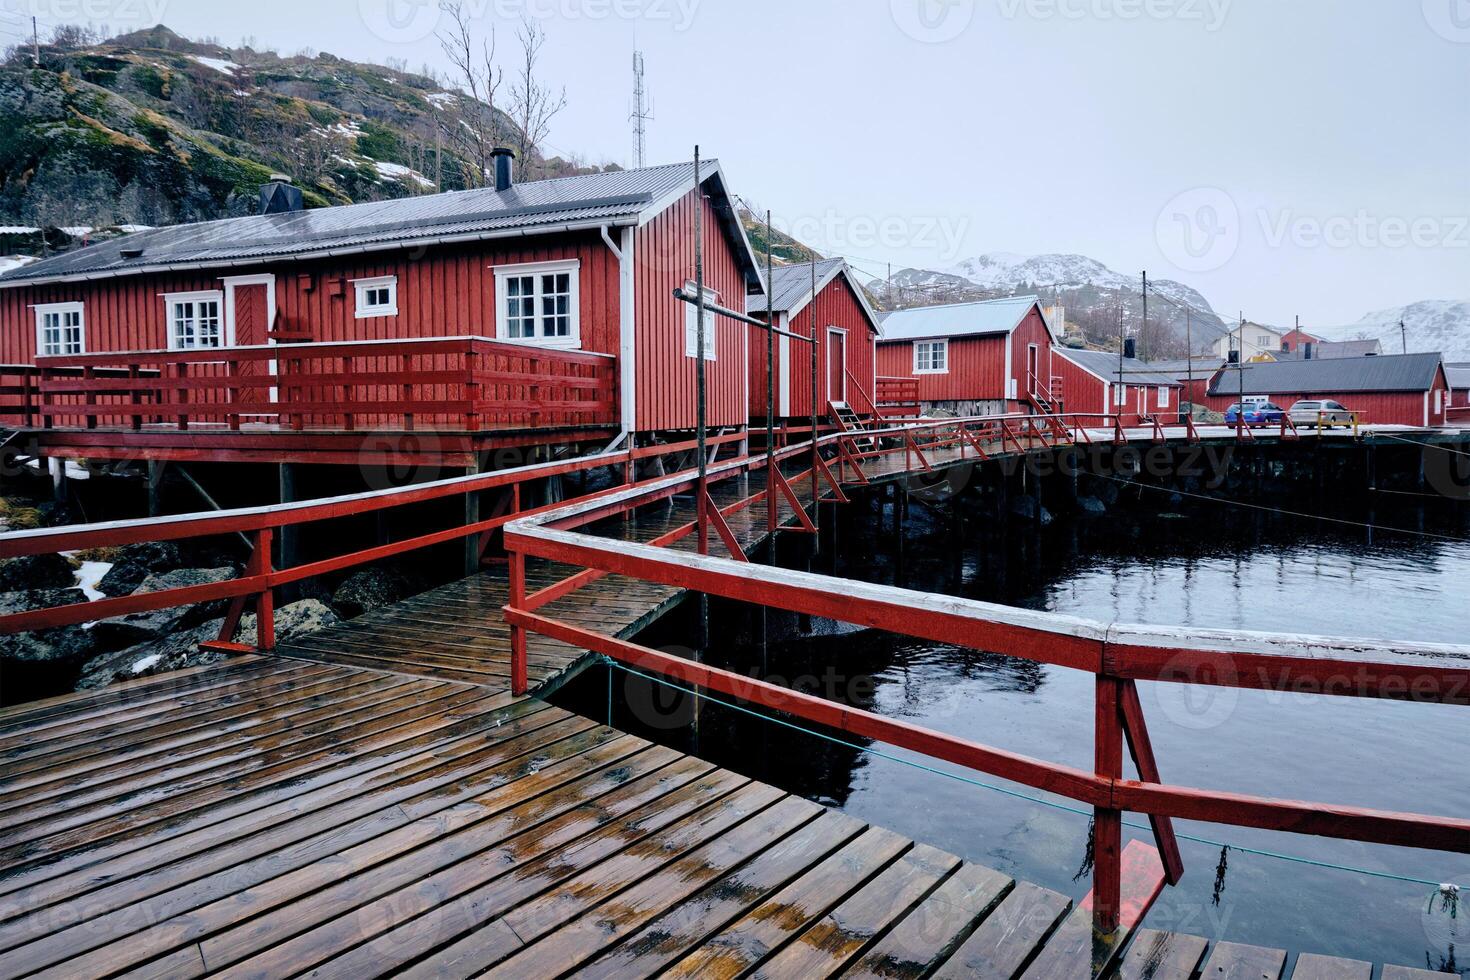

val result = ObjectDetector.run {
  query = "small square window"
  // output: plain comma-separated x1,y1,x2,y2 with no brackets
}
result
494,261,581,349
683,281,717,361
165,292,224,350
35,303,85,356
354,277,398,318
913,340,947,374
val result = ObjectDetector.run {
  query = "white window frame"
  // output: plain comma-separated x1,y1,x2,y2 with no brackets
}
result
1158,386,1170,408
1434,388,1443,413
164,290,226,350
493,259,581,350
353,275,399,319
826,327,848,402
913,339,948,374
33,302,86,356
683,280,717,361
1114,383,1129,407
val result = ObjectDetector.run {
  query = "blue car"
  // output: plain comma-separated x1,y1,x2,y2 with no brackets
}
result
1224,402,1286,427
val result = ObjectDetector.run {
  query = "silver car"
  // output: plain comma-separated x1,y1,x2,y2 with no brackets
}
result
1288,399,1355,428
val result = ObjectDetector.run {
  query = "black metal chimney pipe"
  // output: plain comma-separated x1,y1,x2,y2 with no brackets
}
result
1123,337,1136,360
491,147,515,192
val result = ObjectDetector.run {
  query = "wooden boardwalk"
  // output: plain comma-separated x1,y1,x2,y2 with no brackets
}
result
0,443,1448,978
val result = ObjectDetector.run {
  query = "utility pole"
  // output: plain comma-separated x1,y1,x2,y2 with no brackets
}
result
1140,270,1148,362
1237,312,1246,437
1184,306,1193,418
32,17,40,67
630,52,652,168
1400,319,1408,354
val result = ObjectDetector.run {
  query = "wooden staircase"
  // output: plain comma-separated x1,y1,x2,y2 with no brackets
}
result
828,401,877,451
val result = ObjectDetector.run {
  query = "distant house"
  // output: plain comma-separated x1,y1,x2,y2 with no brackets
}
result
1053,348,1184,426
1278,327,1321,353
1204,352,1450,427
1447,363,1470,413
745,258,882,423
1210,321,1286,361
875,295,1059,416
1269,338,1384,361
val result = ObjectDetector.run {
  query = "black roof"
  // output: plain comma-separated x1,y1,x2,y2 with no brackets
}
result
0,160,764,290
1207,352,1444,396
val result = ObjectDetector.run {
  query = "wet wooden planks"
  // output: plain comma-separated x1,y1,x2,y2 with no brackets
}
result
1109,930,1437,980
0,654,1095,980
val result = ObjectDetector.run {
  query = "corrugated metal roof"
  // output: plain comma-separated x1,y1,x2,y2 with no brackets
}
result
1135,358,1226,381
745,258,845,314
1444,362,1470,389
877,295,1042,341
0,160,763,288
1207,352,1444,396
1056,348,1183,387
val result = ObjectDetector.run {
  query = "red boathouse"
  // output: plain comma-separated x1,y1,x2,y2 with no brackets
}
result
874,296,1060,416
744,259,884,424
0,154,764,470
1051,348,1184,426
1202,353,1451,427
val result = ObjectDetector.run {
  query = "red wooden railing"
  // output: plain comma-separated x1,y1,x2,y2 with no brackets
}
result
500,418,1470,938
20,337,617,433
874,376,921,417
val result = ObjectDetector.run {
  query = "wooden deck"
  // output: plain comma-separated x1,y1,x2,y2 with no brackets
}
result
0,442,1449,978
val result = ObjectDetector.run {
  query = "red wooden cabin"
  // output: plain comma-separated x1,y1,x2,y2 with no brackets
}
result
1202,353,1451,427
744,259,883,424
1278,327,1321,353
0,155,763,469
1052,348,1184,426
874,296,1060,416
1448,363,1470,421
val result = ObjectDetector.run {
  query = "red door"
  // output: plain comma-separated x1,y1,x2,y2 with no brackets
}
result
827,330,846,404
233,283,270,407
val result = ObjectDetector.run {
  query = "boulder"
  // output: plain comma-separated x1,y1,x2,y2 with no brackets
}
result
1077,496,1107,515
0,553,76,592
90,567,236,650
1008,496,1053,525
74,620,228,691
97,561,150,598
0,588,95,666
116,541,184,573
239,599,340,644
74,599,341,692
332,567,412,619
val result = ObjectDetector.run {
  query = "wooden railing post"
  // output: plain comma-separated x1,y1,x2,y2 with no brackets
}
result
509,545,528,695
253,527,275,651
1093,673,1124,934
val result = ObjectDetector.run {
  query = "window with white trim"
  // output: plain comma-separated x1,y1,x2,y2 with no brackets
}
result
35,302,85,356
1435,388,1443,413
165,291,224,350
683,281,717,360
913,339,948,373
354,276,398,318
1114,383,1129,406
494,260,580,348
1158,386,1170,408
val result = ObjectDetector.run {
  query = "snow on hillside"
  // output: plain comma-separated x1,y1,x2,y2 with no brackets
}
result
944,252,1215,313
1313,300,1470,361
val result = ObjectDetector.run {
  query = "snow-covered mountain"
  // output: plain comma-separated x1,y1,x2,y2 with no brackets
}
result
1312,300,1470,362
884,252,1226,356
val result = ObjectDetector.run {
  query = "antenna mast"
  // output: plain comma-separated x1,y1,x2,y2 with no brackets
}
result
630,51,652,167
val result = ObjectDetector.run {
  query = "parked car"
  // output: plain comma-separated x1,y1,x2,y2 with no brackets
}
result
1224,402,1286,427
1289,400,1355,428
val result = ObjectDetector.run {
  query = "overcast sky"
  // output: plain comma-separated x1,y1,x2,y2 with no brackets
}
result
39,0,1470,326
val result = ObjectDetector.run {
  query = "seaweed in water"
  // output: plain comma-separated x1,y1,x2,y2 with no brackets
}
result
1073,818,1096,882
1212,845,1230,906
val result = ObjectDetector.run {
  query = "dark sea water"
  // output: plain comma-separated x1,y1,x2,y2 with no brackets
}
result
558,486,1470,974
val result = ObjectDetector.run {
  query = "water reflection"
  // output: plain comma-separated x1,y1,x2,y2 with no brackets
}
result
557,472,1470,974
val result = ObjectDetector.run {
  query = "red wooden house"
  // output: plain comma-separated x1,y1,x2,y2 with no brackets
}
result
1052,348,1184,426
1447,363,1470,418
1203,353,1451,427
0,154,763,470
744,259,883,423
874,296,1060,416
1278,327,1321,353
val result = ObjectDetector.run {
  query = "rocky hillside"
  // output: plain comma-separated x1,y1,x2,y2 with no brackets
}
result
883,253,1228,358
0,25,605,239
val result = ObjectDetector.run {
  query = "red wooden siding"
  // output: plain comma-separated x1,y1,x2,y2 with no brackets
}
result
1010,309,1055,404
876,334,1007,403
1202,386,1449,427
749,274,877,420
633,186,746,431
1054,353,1181,426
